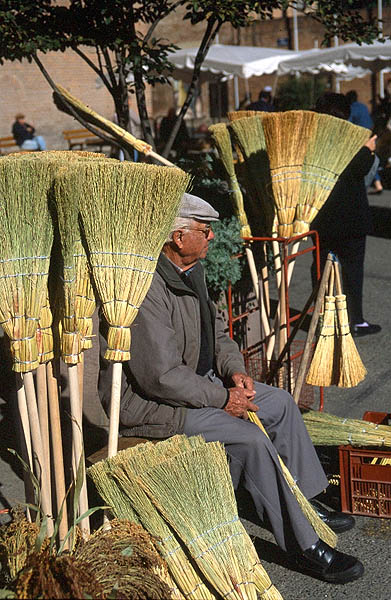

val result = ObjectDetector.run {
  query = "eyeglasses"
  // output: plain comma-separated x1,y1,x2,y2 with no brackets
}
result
180,225,212,238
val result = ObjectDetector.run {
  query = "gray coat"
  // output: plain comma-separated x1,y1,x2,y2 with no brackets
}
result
98,254,246,438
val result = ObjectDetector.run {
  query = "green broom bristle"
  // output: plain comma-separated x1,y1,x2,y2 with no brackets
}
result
0,159,55,372
208,123,251,237
303,410,391,447
294,116,370,235
74,161,190,361
261,110,319,238
136,441,274,600
229,115,275,236
88,439,217,600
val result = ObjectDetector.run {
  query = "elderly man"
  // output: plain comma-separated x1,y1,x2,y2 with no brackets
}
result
99,192,363,584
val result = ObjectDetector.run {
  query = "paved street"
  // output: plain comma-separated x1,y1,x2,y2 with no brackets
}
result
0,188,390,599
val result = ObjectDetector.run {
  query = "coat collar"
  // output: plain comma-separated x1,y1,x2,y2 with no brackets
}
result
157,253,200,296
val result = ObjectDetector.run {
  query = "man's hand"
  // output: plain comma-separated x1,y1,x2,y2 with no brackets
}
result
224,386,258,419
231,372,254,392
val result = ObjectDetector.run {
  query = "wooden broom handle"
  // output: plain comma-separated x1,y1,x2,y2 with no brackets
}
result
23,371,54,535
68,363,90,537
36,364,51,503
333,260,343,295
46,359,69,546
293,253,334,404
108,361,123,457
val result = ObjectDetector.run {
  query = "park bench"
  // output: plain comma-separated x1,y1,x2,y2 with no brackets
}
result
62,128,111,153
0,135,20,155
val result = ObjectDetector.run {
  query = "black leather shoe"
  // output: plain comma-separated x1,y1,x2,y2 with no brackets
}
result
352,322,381,337
310,499,355,533
295,539,364,584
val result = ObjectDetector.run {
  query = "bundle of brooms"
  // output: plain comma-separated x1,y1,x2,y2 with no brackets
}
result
302,410,391,448
88,434,282,600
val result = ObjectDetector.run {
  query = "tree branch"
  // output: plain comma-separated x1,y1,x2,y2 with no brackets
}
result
144,0,186,44
162,18,221,157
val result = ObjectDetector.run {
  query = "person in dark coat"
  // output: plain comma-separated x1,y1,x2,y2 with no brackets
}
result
99,192,364,584
311,93,381,337
11,113,46,151
247,87,275,112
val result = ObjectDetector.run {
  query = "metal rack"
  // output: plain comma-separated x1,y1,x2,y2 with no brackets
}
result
227,230,325,411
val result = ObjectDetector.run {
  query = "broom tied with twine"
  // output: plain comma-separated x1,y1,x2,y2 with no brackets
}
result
74,161,190,458
293,116,370,235
333,260,367,387
303,410,391,448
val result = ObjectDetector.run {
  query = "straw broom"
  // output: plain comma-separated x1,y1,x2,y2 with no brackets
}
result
247,411,337,548
293,116,370,235
302,410,391,447
74,161,190,458
306,263,340,387
126,436,282,600
54,83,175,167
333,260,367,387
0,158,55,532
262,110,319,239
208,123,273,354
134,440,282,600
88,442,215,600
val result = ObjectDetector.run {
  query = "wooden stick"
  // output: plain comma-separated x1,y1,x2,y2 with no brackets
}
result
22,371,54,535
46,359,69,546
293,253,334,404
108,362,122,457
15,377,34,521
36,364,51,506
68,363,90,537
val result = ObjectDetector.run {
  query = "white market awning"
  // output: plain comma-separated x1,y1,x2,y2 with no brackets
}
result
277,40,391,76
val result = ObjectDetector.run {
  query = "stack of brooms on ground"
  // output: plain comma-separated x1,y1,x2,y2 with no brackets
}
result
209,110,370,401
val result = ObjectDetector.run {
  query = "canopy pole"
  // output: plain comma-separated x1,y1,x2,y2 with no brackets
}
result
233,75,240,110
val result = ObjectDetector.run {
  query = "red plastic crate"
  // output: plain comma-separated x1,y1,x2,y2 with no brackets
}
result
339,412,391,518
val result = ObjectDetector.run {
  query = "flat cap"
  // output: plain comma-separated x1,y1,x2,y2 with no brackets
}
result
178,192,219,222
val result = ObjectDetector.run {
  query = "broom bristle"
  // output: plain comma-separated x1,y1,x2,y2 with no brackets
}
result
303,410,391,447
208,123,251,237
229,115,275,235
293,116,370,234
0,159,55,372
88,439,216,600
74,161,190,361
227,110,258,121
306,296,339,387
335,294,367,387
261,110,319,238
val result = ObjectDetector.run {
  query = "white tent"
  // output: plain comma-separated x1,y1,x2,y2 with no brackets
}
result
277,40,391,76
168,44,301,82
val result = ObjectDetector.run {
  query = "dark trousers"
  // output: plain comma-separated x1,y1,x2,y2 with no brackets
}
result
312,236,366,325
183,377,327,553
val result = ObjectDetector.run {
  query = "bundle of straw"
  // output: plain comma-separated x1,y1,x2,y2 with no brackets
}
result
208,123,251,237
333,261,367,387
74,519,174,600
293,116,370,235
0,158,55,529
124,438,280,600
247,411,337,548
228,115,275,236
306,262,339,386
302,410,391,447
261,110,319,239
88,438,215,600
74,162,189,457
